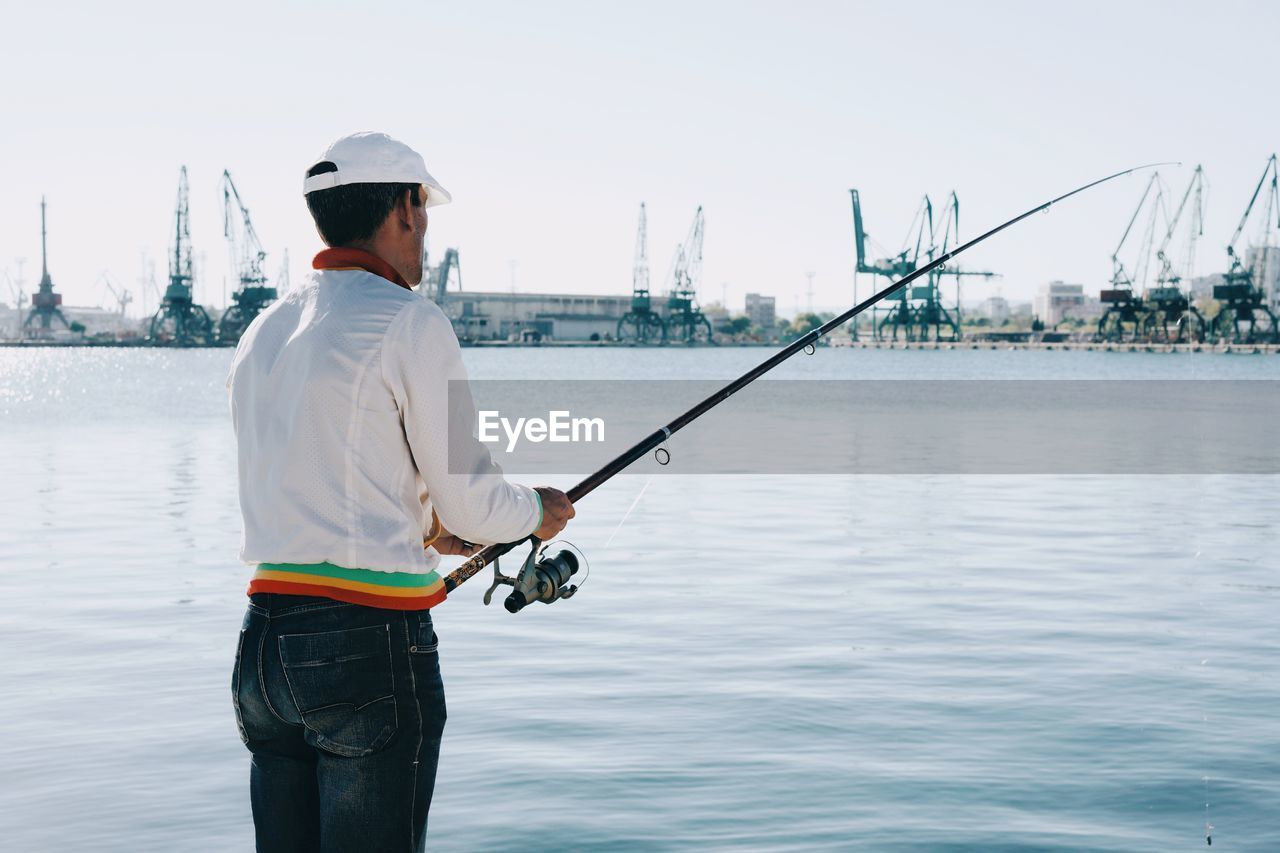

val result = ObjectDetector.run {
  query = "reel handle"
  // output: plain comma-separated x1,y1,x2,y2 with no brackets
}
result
482,558,515,606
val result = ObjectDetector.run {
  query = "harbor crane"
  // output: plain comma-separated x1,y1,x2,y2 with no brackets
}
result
422,245,479,340
850,189,931,341
1096,172,1165,343
851,190,993,341
4,269,26,340
96,271,134,336
663,206,713,344
148,167,215,345
617,203,665,343
431,248,466,335
218,170,278,344
912,192,997,341
1146,165,1207,343
430,248,461,305
23,198,71,337
1210,153,1278,344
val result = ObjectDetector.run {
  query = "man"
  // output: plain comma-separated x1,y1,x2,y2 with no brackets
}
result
226,131,574,852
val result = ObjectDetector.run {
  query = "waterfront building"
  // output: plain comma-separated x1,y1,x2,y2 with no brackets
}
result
64,305,134,337
1245,246,1280,313
1189,273,1225,301
1033,281,1100,326
976,295,1010,323
744,292,776,330
434,291,630,341
1009,301,1034,318
0,301,17,339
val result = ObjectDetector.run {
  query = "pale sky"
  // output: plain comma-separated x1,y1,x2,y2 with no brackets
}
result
2,0,1277,317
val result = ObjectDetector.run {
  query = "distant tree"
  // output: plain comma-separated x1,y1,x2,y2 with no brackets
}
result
796,312,824,332
782,313,823,342
716,315,752,337
69,321,86,335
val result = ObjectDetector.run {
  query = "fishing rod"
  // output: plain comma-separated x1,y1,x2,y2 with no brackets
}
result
444,163,1171,612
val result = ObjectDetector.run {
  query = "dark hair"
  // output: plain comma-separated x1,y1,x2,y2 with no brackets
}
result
304,161,421,246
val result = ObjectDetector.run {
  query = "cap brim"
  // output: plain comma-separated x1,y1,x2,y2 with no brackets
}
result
422,178,452,208
301,173,453,207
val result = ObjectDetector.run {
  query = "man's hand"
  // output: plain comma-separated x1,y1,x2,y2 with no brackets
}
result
533,486,575,541
424,514,482,557
430,533,484,557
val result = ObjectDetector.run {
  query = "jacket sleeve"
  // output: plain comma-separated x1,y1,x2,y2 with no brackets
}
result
380,298,542,545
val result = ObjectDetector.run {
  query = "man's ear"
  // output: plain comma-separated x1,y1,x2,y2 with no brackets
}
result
395,188,416,231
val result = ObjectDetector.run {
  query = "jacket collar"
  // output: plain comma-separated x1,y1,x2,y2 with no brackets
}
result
312,248,411,290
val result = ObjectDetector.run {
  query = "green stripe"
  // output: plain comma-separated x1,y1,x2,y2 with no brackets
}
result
259,561,440,588
532,489,544,536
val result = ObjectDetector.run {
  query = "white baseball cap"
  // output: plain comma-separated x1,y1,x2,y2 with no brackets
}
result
302,131,452,208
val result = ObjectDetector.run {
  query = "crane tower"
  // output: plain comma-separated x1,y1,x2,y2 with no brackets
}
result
1096,172,1165,343
616,202,665,342
23,198,71,337
850,190,929,341
148,167,215,345
915,192,996,341
663,206,713,344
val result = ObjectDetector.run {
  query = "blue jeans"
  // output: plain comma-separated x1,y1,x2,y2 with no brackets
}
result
232,593,447,853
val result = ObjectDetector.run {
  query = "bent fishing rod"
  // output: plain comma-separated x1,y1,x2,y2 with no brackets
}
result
444,163,1170,612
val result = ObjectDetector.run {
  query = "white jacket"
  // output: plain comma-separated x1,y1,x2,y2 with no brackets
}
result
226,267,540,574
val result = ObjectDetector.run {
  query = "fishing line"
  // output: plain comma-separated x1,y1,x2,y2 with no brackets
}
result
602,474,655,551
1204,774,1213,846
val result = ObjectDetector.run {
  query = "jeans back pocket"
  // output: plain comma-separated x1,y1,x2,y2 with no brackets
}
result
279,623,398,758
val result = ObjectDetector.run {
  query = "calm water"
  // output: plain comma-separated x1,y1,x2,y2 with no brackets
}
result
1,346,1277,851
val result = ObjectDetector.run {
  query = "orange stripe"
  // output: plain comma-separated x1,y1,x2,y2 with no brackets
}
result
248,579,446,611
251,569,440,598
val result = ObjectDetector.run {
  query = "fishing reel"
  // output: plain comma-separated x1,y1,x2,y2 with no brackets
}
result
483,537,587,614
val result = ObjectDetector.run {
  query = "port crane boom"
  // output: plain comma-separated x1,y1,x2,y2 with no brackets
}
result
218,170,278,344
224,171,267,290
920,192,997,338
1145,165,1207,342
850,190,930,278
1155,165,1205,284
1096,172,1165,342
663,207,712,344
1212,154,1279,344
1225,154,1279,265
